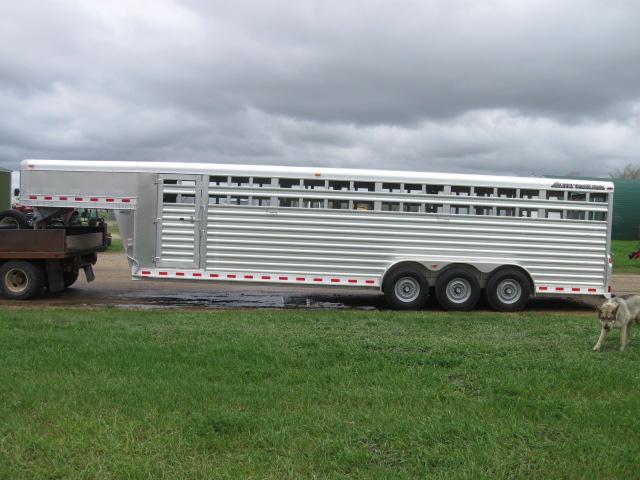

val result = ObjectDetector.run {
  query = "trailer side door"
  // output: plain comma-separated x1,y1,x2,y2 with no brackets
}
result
155,174,206,269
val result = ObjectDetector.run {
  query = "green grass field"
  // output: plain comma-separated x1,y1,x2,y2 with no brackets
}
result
1,308,639,478
612,240,640,274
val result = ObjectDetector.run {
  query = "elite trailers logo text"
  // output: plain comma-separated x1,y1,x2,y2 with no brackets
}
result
551,182,605,191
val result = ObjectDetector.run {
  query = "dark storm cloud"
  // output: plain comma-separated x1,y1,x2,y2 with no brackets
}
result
0,0,639,178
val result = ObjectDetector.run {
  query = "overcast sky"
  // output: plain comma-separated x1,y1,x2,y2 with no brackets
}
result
1,0,639,179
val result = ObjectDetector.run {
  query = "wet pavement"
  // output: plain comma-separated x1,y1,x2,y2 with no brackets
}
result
1,253,635,311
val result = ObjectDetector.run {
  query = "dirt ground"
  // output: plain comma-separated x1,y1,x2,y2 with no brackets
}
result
3,253,639,310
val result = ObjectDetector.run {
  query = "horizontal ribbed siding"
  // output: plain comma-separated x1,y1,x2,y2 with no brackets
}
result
205,207,608,286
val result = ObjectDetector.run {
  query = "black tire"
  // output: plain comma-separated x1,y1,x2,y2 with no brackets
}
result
485,268,532,312
383,267,429,310
0,209,30,229
435,267,481,311
0,261,45,300
63,270,80,288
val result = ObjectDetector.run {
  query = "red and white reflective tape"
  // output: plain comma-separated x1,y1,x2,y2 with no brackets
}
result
536,285,606,295
20,195,136,208
134,268,380,287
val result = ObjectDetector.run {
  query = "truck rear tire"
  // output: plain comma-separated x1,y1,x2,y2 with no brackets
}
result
63,270,80,288
0,261,45,300
0,210,30,229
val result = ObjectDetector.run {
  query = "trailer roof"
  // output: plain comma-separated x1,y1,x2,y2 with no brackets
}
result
21,159,614,191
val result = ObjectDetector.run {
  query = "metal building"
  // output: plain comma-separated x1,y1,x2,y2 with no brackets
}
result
611,179,640,240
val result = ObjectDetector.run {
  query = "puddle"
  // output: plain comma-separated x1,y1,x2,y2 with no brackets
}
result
104,291,384,310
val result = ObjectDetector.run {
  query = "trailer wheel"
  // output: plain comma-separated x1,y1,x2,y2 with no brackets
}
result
383,267,429,310
0,261,44,300
435,267,481,311
63,270,80,288
485,268,532,312
0,209,30,229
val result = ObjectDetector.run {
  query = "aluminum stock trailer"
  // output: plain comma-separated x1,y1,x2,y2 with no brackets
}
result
13,159,614,310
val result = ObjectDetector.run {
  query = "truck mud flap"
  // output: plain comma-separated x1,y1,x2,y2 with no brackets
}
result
83,265,95,283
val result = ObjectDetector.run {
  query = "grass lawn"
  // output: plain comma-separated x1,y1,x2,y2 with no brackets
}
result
107,222,123,253
1,308,639,478
612,239,640,274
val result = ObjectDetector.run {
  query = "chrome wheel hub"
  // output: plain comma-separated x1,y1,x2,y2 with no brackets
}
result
446,278,472,303
394,277,420,303
496,279,522,304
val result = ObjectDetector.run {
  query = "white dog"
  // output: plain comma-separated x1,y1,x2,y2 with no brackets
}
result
593,296,640,352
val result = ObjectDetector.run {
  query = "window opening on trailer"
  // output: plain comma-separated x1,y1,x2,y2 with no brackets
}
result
497,207,515,217
519,208,538,218
425,185,444,195
474,206,493,216
425,203,444,214
546,210,563,219
474,187,494,197
568,192,586,202
403,203,420,213
279,197,299,207
451,205,470,214
231,177,250,186
279,178,301,189
547,191,564,201
230,196,249,206
354,201,374,211
353,182,375,192
210,176,228,185
382,183,401,192
590,193,608,203
253,177,272,187
404,184,422,193
452,186,471,196
328,199,349,209
304,198,324,208
303,179,325,190
381,202,400,212
497,188,516,198
329,180,349,190
589,211,607,221
209,195,229,205
567,210,586,220
251,197,271,206
520,189,539,199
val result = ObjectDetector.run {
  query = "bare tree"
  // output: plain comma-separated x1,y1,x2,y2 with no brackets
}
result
610,164,640,179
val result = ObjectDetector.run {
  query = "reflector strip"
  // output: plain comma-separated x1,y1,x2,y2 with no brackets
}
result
133,269,380,287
